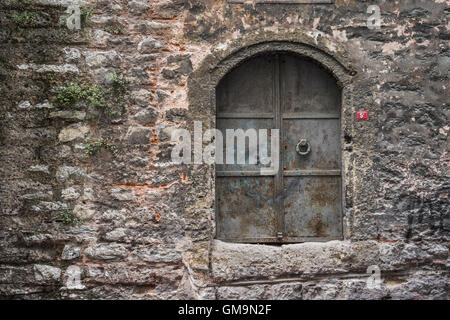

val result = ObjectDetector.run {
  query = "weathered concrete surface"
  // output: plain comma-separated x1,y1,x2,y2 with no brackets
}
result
0,0,448,299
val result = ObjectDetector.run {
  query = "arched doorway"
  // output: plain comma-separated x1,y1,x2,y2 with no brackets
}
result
215,52,342,243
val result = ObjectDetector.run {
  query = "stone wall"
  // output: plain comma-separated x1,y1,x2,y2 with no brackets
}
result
0,0,448,299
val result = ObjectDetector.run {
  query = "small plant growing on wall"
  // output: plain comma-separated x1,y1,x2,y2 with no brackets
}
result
110,70,126,91
56,82,107,109
86,85,107,109
55,71,127,117
85,139,119,157
13,11,39,28
55,82,84,107
80,4,95,26
60,210,80,226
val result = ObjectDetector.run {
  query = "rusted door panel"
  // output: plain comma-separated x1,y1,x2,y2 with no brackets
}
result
284,177,342,239
216,176,277,240
283,119,341,171
217,55,274,115
280,54,341,115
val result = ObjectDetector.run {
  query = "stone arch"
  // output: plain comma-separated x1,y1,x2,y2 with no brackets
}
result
211,41,353,89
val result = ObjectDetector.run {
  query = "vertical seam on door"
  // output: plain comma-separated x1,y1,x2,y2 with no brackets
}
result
274,54,285,240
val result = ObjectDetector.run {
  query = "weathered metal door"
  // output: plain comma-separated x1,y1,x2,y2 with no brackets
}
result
216,52,342,243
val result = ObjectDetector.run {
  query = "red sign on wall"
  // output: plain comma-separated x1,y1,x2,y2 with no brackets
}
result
356,111,369,121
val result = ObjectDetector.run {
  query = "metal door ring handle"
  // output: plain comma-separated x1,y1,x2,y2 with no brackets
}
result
296,139,311,156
